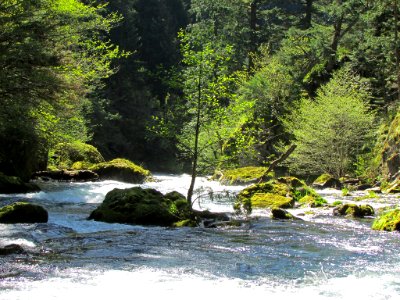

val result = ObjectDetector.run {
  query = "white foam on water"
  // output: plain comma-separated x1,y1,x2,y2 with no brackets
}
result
3,267,400,300
0,238,36,248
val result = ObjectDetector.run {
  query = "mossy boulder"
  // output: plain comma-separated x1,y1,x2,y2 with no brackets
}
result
271,208,295,220
372,209,400,231
49,142,105,170
313,174,342,189
90,158,151,183
298,195,328,208
88,187,193,226
0,173,40,194
213,167,269,185
251,193,294,209
0,202,48,223
333,203,374,218
235,176,323,214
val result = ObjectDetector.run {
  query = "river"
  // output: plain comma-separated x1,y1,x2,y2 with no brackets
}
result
0,174,400,299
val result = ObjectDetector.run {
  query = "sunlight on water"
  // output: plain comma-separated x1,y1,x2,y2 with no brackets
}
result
2,175,400,299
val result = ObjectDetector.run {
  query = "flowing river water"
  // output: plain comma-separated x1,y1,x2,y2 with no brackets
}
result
0,174,400,299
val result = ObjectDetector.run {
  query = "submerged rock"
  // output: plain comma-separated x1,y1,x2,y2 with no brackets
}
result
372,209,400,232
0,202,48,224
333,203,374,218
0,172,40,194
271,208,295,220
0,244,25,256
89,187,193,226
90,158,151,183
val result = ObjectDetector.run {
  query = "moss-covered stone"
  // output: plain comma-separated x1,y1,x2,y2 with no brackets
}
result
372,209,400,231
0,202,48,223
313,174,342,189
298,194,328,207
251,193,294,209
213,167,269,185
360,204,375,216
49,142,105,170
333,203,374,218
172,219,198,227
271,208,295,220
0,173,40,194
90,158,151,183
88,187,193,226
235,176,322,214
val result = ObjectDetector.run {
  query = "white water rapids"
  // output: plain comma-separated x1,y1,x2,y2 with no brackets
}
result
0,174,400,300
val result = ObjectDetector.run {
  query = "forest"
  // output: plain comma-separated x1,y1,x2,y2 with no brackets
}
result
1,0,400,188
3,2,400,297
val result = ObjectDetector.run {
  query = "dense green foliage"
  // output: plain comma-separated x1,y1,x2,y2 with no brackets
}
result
1,0,399,189
0,0,123,179
284,69,376,178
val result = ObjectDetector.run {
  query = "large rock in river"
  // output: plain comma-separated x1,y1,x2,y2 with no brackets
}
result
333,203,374,218
234,176,324,214
0,202,48,223
313,174,342,189
89,187,193,226
90,158,151,183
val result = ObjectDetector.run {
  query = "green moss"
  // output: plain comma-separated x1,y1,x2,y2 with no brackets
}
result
299,194,327,207
49,142,104,170
342,188,350,196
360,204,375,216
0,202,48,223
234,176,321,215
215,167,269,184
172,219,198,227
372,209,400,231
71,161,93,170
89,187,192,226
313,174,342,189
354,190,379,201
314,174,332,185
334,203,374,218
332,200,343,206
90,158,151,183
251,193,294,209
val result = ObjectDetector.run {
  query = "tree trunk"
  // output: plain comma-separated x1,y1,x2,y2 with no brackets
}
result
248,0,258,71
326,12,343,73
303,0,313,29
187,59,203,205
